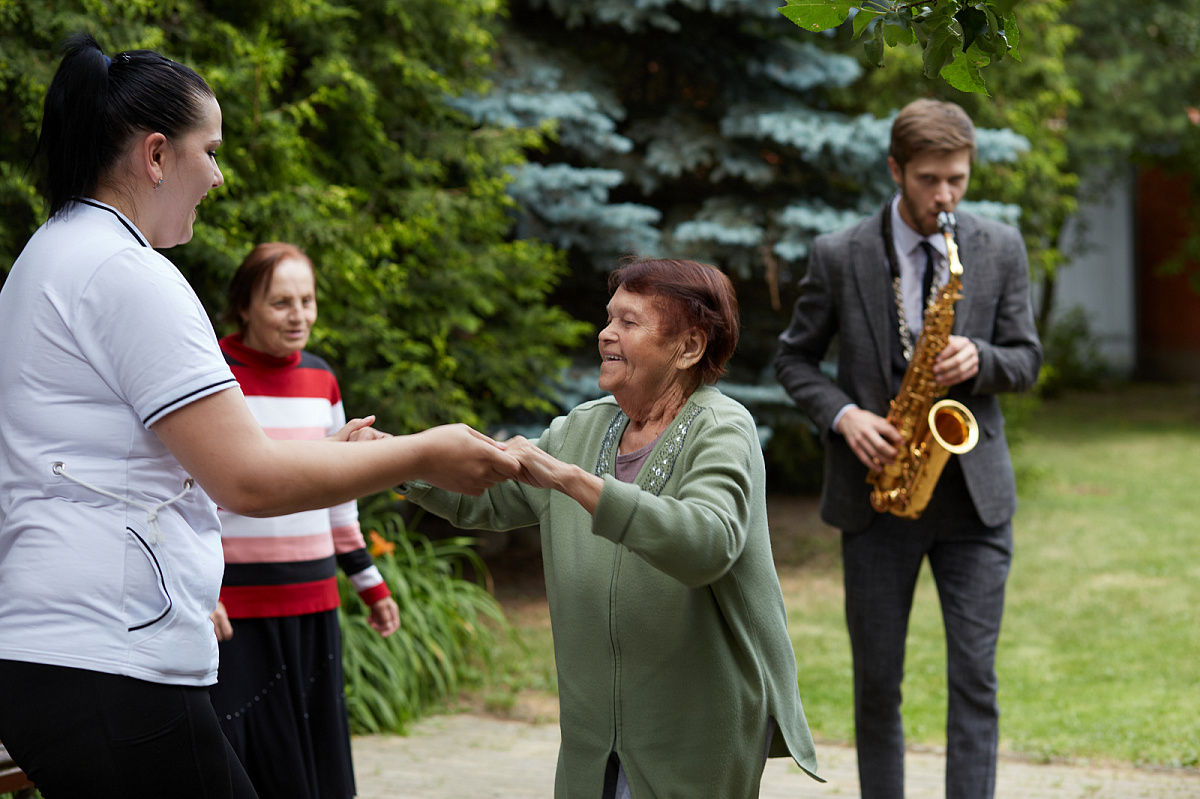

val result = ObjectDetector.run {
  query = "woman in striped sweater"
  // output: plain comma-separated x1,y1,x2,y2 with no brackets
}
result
208,242,399,799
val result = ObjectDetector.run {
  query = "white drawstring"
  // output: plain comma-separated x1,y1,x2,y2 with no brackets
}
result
52,461,194,545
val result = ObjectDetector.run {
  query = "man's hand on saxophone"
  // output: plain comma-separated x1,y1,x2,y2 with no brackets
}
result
836,406,904,472
932,334,980,386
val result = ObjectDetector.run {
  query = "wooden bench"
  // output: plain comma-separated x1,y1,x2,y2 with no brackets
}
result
0,741,34,796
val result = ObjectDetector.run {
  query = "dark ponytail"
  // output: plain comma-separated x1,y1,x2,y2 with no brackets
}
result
34,32,215,218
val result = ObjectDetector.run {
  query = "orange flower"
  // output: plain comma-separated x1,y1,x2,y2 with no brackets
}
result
368,530,396,557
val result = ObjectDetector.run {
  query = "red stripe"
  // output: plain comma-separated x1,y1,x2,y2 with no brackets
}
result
358,582,391,606
220,578,341,618
230,364,340,401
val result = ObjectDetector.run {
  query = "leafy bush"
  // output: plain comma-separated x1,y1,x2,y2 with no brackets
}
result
0,0,590,435
1037,306,1110,398
338,495,514,734
762,417,825,496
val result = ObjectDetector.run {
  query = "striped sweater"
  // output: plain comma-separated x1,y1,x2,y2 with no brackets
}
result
216,333,390,618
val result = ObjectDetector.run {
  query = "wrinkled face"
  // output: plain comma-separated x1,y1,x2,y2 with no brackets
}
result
240,257,317,358
158,94,225,248
597,286,689,409
889,148,971,237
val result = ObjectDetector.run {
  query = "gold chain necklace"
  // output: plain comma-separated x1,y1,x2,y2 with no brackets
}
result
893,274,915,361
892,270,938,362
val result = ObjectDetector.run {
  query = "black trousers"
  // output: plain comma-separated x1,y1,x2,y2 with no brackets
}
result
0,659,258,799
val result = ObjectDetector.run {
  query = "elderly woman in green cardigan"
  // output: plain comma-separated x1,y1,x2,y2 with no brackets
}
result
402,258,821,798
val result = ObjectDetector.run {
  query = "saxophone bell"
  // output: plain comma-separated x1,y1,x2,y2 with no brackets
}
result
869,399,979,519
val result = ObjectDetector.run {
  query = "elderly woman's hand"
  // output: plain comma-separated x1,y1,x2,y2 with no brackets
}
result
367,596,401,637
330,415,392,442
508,436,605,513
506,436,557,490
210,601,233,642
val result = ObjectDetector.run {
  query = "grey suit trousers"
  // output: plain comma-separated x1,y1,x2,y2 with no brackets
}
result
842,464,1012,799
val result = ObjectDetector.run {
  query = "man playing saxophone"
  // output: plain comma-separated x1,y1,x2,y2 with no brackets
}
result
773,99,1042,799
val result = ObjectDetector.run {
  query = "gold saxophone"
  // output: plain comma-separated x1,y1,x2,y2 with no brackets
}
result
868,211,979,519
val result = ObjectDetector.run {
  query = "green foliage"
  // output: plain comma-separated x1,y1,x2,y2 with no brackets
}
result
762,417,825,494
0,0,590,434
338,495,515,734
1063,0,1200,179
778,0,1022,94
1062,0,1200,294
1035,306,1109,399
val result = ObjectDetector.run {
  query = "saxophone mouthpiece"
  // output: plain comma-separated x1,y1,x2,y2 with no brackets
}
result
937,211,956,234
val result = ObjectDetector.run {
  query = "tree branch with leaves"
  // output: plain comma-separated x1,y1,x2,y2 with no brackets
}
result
779,0,1021,94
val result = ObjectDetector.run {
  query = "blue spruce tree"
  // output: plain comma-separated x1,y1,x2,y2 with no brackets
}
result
453,0,1029,423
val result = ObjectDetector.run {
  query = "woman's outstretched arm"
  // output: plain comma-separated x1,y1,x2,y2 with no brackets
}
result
153,388,519,517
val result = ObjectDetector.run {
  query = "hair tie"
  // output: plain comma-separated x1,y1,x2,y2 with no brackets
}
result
103,55,113,67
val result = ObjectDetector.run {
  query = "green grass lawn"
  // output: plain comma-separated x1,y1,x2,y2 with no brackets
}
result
997,383,1200,767
483,382,1200,769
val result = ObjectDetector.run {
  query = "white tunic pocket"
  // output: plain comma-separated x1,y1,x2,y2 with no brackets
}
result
122,525,173,631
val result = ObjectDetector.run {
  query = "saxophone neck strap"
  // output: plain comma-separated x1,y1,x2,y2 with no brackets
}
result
880,193,902,281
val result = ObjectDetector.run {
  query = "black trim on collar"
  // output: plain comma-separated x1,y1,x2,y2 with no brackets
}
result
73,198,150,248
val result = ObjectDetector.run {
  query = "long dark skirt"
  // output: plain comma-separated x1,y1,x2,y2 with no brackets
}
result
209,609,356,799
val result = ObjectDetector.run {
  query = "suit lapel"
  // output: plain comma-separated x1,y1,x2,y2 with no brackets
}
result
848,212,894,392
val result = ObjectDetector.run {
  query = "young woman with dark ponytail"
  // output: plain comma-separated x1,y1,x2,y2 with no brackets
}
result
0,33,519,798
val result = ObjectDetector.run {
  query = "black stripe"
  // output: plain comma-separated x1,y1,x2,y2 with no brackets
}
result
126,528,173,631
297,350,335,373
143,378,239,425
336,548,374,576
74,198,150,247
222,556,337,587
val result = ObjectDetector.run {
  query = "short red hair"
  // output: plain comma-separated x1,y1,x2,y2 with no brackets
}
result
608,258,740,384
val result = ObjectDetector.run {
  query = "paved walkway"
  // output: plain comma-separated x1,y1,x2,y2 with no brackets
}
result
353,713,1200,798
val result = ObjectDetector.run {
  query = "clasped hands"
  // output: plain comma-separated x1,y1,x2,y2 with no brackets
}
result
329,417,568,496
501,436,563,491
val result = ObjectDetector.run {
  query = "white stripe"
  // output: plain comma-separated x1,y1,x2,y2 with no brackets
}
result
218,508,331,538
243,395,334,429
349,565,384,592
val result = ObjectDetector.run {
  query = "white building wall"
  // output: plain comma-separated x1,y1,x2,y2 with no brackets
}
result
1053,168,1137,377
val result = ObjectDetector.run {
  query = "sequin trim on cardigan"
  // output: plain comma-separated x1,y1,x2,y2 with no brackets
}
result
593,404,706,496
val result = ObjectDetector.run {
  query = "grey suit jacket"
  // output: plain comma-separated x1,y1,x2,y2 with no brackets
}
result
774,207,1042,532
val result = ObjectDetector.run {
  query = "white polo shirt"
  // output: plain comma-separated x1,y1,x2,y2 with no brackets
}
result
0,200,239,685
